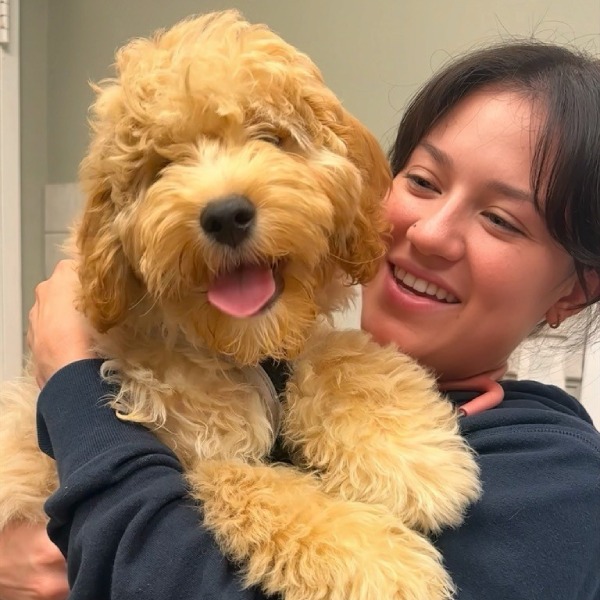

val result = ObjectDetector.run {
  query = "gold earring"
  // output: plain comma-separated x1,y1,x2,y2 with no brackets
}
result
549,318,561,329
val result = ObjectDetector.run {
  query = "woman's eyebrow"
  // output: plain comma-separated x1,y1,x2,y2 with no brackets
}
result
486,180,533,203
420,141,453,168
419,140,533,203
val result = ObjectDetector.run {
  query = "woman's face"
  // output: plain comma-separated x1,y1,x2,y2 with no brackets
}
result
361,89,580,380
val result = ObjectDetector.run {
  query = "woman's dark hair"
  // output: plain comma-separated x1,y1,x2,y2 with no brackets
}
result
390,41,600,308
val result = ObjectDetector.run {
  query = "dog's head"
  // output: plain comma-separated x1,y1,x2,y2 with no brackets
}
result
77,10,391,364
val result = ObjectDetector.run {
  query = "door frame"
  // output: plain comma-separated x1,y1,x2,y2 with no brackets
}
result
0,0,22,380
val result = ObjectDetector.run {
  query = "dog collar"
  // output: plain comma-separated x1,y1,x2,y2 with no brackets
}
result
240,363,283,436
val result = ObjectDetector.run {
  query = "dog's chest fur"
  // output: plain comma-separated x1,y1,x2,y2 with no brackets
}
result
97,333,290,470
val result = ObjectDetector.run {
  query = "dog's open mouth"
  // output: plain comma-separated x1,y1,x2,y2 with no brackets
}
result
207,263,283,318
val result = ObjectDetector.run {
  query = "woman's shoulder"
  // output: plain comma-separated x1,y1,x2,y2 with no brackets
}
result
453,379,599,445
438,380,600,599
451,379,600,506
500,378,596,423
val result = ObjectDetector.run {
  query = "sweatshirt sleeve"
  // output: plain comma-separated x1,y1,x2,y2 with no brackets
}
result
36,359,271,600
434,418,600,600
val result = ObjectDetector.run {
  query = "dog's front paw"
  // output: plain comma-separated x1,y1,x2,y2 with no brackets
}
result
320,408,481,535
292,510,455,600
350,519,454,600
187,460,453,600
286,330,481,534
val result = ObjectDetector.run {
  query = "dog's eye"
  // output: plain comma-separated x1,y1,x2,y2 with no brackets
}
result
256,133,282,147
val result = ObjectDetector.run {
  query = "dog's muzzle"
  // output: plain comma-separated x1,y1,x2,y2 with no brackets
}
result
200,194,256,248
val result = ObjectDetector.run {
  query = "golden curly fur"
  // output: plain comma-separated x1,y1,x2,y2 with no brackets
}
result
0,11,480,599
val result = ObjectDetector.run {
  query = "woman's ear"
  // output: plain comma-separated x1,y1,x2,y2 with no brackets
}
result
545,269,600,326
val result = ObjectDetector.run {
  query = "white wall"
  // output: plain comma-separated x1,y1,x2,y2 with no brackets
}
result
40,0,600,184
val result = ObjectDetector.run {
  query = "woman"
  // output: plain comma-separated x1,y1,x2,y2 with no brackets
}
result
3,40,600,599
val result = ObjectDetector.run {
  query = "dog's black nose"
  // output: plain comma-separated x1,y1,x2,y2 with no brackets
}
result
200,195,256,247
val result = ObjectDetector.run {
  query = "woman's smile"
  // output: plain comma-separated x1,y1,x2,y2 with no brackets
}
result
392,265,459,303
383,261,461,312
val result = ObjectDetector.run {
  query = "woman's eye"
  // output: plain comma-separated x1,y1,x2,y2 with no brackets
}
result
405,173,438,192
484,212,523,234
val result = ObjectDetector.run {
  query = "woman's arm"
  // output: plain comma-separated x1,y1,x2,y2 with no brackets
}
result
37,359,270,600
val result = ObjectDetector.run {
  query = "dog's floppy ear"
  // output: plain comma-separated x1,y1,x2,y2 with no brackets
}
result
334,113,392,284
76,86,142,333
76,180,141,334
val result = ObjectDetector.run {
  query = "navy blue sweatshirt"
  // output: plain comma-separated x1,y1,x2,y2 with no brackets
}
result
36,359,600,600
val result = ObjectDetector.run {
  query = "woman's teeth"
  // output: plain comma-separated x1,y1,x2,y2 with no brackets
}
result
393,267,458,303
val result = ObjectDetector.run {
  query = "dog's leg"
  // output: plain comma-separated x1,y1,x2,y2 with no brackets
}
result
188,459,453,600
0,376,58,530
284,328,481,535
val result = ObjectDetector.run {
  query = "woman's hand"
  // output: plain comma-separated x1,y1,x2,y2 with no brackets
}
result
27,259,96,388
0,521,68,600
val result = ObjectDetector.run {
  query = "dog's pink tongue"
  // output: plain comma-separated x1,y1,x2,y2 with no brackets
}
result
208,265,276,318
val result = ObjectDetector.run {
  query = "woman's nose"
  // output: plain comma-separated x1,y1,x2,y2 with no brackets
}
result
405,205,466,262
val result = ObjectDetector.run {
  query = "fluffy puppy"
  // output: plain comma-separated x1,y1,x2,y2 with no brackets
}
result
0,11,480,600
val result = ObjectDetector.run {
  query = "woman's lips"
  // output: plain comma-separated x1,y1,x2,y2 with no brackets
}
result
381,262,462,312
391,264,459,303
